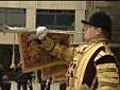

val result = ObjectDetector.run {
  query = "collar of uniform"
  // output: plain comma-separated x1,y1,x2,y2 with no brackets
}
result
87,37,107,45
83,37,107,52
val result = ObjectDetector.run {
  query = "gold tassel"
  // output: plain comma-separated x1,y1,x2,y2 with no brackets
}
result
34,70,39,83
10,33,16,68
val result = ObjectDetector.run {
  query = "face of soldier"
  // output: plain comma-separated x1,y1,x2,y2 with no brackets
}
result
83,24,102,41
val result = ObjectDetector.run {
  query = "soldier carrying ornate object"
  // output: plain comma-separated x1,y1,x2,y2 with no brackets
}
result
35,11,120,90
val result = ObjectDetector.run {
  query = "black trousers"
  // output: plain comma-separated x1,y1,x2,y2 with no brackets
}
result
17,80,33,90
60,83,66,90
1,83,11,90
17,82,27,90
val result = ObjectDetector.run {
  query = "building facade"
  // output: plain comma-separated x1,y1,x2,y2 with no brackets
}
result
0,1,86,44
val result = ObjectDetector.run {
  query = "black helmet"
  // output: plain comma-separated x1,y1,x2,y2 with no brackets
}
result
81,11,112,31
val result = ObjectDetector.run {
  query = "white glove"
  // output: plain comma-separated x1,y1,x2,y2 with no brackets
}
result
36,26,48,40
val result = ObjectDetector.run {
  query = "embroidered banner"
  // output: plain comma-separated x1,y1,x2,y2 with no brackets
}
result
18,31,73,81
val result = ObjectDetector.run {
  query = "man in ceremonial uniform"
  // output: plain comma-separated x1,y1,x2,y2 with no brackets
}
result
36,11,120,90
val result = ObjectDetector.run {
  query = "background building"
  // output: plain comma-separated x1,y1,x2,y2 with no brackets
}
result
0,1,120,46
0,1,86,44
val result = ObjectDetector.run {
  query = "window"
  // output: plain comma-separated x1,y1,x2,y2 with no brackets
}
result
0,8,26,27
36,10,75,30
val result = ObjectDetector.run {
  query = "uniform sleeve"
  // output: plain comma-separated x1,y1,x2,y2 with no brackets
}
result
96,56,120,90
39,37,73,62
